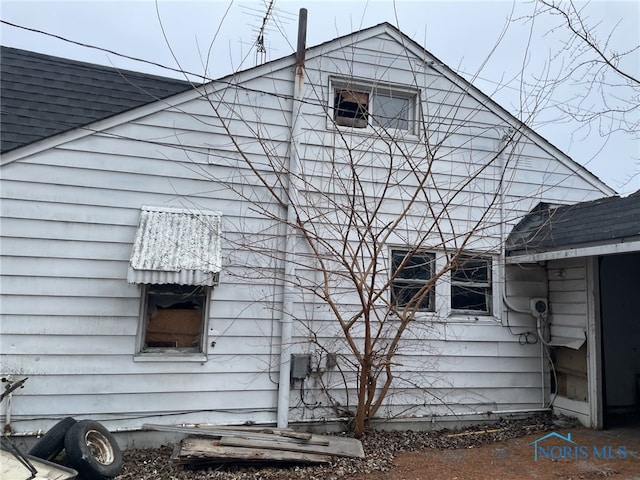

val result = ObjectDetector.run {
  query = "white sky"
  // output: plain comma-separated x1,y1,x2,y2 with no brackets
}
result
1,0,639,194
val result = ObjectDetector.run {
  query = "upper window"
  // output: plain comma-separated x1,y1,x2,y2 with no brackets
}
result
333,83,416,132
450,255,492,314
391,250,435,312
140,284,209,353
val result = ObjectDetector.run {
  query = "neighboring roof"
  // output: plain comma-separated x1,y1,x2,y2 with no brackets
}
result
0,46,193,153
506,191,640,255
128,206,222,287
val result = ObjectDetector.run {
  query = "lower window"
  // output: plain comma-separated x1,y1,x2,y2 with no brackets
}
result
390,250,436,312
140,284,208,353
450,255,492,313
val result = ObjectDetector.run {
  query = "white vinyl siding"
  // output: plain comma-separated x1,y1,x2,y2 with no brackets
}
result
0,26,612,435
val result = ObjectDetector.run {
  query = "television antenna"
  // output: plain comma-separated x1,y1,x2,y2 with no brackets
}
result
241,1,295,65
256,0,274,64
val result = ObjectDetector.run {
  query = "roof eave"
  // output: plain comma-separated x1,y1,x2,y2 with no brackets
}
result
506,238,640,263
0,22,618,196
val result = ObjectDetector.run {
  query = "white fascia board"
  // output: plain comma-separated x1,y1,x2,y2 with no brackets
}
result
506,240,640,264
0,59,295,166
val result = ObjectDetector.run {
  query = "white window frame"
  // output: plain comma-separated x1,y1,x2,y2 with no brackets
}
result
449,254,493,315
390,249,436,313
387,249,499,321
134,284,211,361
330,78,419,135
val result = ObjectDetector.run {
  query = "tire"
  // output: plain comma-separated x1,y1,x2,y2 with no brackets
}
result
29,416,77,461
64,420,123,479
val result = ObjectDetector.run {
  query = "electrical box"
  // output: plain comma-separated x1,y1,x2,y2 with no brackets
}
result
290,354,310,380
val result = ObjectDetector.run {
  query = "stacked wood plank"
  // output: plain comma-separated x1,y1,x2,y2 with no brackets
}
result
143,424,365,466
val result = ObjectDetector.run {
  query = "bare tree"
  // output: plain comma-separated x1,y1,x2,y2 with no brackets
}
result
163,3,624,438
521,0,639,187
183,30,532,436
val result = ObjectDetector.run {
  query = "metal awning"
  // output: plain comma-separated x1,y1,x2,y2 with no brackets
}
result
127,206,222,286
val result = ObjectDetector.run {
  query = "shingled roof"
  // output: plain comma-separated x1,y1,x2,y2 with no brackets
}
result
1,46,194,153
506,191,640,255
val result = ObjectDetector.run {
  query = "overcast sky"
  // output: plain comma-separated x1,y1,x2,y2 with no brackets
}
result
1,0,639,194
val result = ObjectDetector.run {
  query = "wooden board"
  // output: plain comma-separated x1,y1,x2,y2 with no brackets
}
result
143,424,329,446
219,434,365,458
145,309,202,348
212,425,313,440
174,437,332,465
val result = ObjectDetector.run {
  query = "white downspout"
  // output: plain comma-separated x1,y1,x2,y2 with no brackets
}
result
277,8,307,429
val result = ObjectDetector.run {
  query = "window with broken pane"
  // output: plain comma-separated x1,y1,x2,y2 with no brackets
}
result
334,89,369,128
333,83,415,131
391,250,435,312
450,255,492,313
141,284,208,352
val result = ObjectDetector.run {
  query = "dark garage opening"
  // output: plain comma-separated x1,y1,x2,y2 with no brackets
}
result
599,252,640,428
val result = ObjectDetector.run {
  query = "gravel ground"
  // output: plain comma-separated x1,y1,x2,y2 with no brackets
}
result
115,413,561,480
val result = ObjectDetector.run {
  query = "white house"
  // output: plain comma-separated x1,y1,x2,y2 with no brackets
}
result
1,19,617,443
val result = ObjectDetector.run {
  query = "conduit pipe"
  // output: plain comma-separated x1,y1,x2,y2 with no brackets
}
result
277,8,307,429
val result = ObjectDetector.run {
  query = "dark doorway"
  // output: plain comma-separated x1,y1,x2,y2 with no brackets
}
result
599,252,640,428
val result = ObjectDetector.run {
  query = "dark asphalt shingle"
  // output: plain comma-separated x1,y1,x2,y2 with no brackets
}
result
507,193,640,254
1,46,194,153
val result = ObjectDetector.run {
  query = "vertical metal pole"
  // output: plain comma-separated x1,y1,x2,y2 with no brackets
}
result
277,8,307,429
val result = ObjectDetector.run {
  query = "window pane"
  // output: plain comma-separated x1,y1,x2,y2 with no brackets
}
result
372,94,410,130
334,90,369,128
392,251,433,280
451,256,491,313
392,282,432,310
452,257,489,282
391,250,435,311
144,285,206,351
451,286,488,311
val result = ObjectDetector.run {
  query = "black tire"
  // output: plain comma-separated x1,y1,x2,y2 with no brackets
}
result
29,416,77,461
64,420,123,479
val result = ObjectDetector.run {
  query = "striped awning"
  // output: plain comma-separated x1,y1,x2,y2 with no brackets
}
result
127,206,222,286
